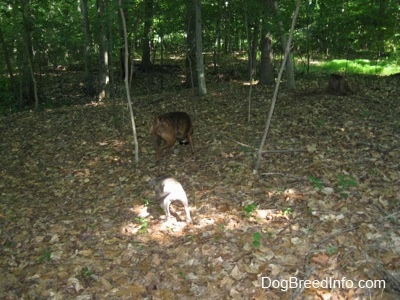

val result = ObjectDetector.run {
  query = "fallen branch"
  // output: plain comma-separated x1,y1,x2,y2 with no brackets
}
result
227,137,304,154
289,265,315,300
304,225,358,266
261,172,304,180
262,149,304,154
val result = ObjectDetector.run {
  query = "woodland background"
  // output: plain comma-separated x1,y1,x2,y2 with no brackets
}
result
0,0,399,110
0,0,400,299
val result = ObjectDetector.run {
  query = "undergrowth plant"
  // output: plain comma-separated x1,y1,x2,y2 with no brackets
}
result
38,249,52,263
326,244,338,256
252,232,261,248
336,174,357,198
282,207,293,216
309,176,323,191
134,217,149,234
309,174,358,198
243,203,257,218
142,197,151,207
82,266,94,277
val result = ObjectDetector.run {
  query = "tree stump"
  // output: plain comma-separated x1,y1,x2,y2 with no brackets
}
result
328,74,353,95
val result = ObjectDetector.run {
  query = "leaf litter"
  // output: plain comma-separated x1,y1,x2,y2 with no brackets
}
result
0,74,399,299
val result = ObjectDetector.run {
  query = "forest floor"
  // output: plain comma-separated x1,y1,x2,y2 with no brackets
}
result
1,70,400,299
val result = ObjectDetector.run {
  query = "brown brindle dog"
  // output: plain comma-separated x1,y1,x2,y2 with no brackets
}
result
151,112,194,160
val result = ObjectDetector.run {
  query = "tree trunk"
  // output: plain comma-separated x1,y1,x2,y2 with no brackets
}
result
23,39,39,111
279,32,295,89
377,0,386,56
259,26,274,85
272,0,296,90
160,34,164,90
97,0,109,101
223,3,231,54
250,18,260,79
0,25,18,105
141,0,153,72
193,0,206,96
213,0,222,73
20,0,36,108
244,5,259,80
254,0,301,172
80,0,95,97
107,0,114,99
185,0,197,88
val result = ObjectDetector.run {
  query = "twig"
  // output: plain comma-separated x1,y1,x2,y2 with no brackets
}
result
254,0,302,171
290,225,358,299
304,225,358,266
262,149,305,154
289,265,315,300
261,172,304,180
76,156,86,168
227,137,304,153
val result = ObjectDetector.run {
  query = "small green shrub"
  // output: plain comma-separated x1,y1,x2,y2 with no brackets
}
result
252,232,261,248
282,207,292,216
82,266,94,277
326,245,338,256
134,217,149,234
336,174,357,198
38,250,52,263
243,203,257,217
309,176,323,191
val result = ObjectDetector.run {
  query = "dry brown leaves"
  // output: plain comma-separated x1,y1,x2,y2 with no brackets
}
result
0,74,399,299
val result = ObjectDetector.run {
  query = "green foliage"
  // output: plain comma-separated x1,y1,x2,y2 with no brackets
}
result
87,222,96,229
309,174,357,198
297,0,399,57
38,250,52,263
240,146,252,157
336,174,357,198
129,241,147,251
243,203,257,218
134,217,149,234
389,199,400,210
326,245,338,256
359,109,371,118
142,198,151,207
252,232,261,248
1,0,399,112
82,266,94,277
310,59,400,76
337,174,358,190
306,207,314,216
282,207,292,216
315,118,326,128
309,176,323,191
178,271,185,280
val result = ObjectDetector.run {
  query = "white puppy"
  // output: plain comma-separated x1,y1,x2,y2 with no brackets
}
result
151,176,192,223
